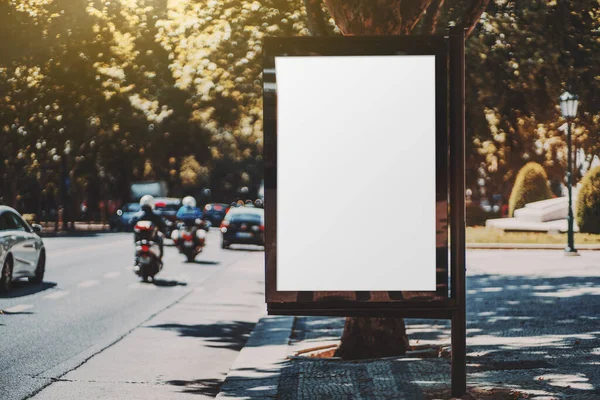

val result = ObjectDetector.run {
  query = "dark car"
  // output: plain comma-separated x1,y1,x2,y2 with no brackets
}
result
203,203,229,227
220,207,264,249
153,197,182,237
110,203,142,231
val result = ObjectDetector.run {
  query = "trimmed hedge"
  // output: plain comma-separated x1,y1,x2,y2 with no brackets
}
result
508,162,552,217
576,165,600,234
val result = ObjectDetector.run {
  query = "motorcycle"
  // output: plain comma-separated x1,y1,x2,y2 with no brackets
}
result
171,218,207,262
133,221,163,281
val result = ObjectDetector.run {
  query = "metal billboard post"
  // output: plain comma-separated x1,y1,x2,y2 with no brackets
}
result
449,25,467,397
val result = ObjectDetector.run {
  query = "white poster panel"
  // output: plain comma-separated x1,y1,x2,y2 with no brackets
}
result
275,55,437,291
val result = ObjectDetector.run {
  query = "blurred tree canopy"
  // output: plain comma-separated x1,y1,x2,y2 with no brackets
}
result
0,0,599,221
0,0,313,218
466,0,600,204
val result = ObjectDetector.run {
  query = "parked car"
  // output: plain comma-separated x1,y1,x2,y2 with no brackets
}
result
109,202,142,232
220,207,264,249
153,197,182,238
204,203,230,227
0,206,46,292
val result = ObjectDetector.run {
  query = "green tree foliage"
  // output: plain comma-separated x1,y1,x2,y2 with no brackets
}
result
179,155,209,190
576,165,600,234
143,159,156,180
508,162,552,217
0,0,319,215
466,1,600,202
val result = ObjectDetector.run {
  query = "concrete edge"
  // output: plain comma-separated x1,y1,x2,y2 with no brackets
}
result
216,315,295,399
466,243,600,250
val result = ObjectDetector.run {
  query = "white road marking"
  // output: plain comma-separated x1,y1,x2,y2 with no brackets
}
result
44,291,69,300
48,240,126,257
77,280,99,288
103,271,121,279
3,304,33,313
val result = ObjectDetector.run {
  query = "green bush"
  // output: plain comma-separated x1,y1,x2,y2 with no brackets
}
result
576,165,600,233
508,162,552,217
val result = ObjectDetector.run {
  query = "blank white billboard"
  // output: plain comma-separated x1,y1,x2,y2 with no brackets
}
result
276,55,437,291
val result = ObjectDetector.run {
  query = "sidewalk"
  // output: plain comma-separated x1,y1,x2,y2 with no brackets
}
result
32,255,266,400
217,316,443,399
218,251,600,400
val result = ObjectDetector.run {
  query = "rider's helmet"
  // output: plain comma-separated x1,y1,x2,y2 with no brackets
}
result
182,196,196,208
140,194,155,211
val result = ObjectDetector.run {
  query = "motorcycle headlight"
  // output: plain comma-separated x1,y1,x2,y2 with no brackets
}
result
117,210,123,216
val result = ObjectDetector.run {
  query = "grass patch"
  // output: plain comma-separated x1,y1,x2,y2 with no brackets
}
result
466,227,600,244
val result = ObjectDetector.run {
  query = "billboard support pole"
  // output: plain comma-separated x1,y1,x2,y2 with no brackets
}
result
449,25,467,397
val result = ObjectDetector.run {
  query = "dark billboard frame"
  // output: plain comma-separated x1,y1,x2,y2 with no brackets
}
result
264,35,451,314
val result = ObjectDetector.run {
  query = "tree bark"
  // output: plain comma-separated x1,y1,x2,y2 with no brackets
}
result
334,317,410,360
303,0,330,36
462,0,490,37
421,0,445,34
322,0,433,35
322,0,490,37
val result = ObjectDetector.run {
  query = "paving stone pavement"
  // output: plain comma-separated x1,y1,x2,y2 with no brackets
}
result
219,250,600,399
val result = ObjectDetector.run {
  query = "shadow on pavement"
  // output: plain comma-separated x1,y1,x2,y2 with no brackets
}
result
405,273,600,397
0,281,57,298
166,378,223,396
223,245,264,252
0,311,34,315
150,320,255,351
151,279,188,287
187,259,220,265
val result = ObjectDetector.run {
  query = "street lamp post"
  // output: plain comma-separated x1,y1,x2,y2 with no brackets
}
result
559,91,579,256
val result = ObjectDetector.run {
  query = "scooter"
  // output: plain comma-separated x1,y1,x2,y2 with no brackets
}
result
171,219,207,262
133,221,163,281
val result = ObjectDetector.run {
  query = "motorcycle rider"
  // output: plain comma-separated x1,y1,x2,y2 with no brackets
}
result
136,194,166,263
176,196,203,225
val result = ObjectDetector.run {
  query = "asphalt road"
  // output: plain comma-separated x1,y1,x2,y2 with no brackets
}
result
0,230,264,400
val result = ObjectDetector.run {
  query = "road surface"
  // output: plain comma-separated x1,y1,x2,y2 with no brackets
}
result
0,231,265,400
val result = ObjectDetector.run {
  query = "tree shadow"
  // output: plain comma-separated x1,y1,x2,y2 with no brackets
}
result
403,273,600,397
149,320,255,351
0,281,57,298
165,378,223,396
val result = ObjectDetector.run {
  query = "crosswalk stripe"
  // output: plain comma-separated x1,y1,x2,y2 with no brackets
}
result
3,304,33,313
44,291,69,300
77,280,99,288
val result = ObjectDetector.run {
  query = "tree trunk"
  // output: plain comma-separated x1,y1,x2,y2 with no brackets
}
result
320,0,424,361
303,0,331,36
334,317,410,360
319,0,488,360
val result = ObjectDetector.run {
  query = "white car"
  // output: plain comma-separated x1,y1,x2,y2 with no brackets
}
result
0,206,46,292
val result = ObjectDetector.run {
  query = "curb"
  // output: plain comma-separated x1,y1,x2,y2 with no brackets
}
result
466,243,600,250
217,315,295,399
